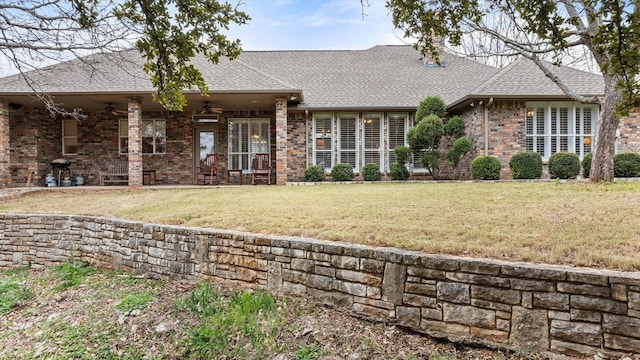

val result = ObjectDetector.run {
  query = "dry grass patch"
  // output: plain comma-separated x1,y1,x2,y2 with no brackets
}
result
2,182,640,271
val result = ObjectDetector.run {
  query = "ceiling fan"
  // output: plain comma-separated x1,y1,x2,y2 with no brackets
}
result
200,101,223,114
105,103,128,116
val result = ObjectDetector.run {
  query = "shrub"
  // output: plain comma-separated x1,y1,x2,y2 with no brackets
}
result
389,162,410,180
614,152,640,177
361,163,381,181
420,150,441,178
581,152,592,178
446,136,473,166
407,114,444,153
471,156,501,180
444,116,466,138
304,165,325,182
548,152,580,179
415,95,446,123
331,163,354,182
393,145,411,166
509,152,543,179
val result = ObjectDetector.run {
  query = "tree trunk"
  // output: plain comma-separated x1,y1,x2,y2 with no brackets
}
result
590,74,624,182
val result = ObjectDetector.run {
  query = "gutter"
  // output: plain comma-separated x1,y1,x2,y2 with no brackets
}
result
484,98,494,156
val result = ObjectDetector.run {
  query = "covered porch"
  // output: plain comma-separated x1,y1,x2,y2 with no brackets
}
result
0,91,302,187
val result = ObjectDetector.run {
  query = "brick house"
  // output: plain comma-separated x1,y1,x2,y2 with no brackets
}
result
0,45,637,186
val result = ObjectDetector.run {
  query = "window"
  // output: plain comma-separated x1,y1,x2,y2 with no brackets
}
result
338,113,358,170
119,119,166,154
62,120,78,155
363,113,382,169
313,113,333,170
387,113,408,169
525,102,596,159
228,118,270,171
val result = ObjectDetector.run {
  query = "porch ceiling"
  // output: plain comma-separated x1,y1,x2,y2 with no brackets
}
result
2,91,300,114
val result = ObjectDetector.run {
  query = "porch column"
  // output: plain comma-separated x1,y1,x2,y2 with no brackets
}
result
127,98,143,187
0,101,10,188
275,97,287,185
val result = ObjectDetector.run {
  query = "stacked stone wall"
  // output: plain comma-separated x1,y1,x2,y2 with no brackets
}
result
0,213,639,358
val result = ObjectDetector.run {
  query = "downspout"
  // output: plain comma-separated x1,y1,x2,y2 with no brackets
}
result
305,109,309,169
484,98,494,156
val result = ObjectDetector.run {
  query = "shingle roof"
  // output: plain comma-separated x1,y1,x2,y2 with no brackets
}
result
0,50,299,94
468,57,604,99
236,45,500,108
0,45,605,109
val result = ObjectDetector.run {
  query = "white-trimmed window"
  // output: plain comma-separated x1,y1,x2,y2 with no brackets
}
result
62,119,78,155
525,102,596,159
119,119,166,155
228,118,270,171
313,113,333,170
387,113,408,169
338,113,358,170
363,113,382,169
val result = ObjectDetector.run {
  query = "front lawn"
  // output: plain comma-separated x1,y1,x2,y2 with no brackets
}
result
1,181,639,271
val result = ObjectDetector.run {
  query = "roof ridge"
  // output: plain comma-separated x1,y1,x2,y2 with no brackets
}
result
234,58,300,90
240,45,412,54
469,57,524,95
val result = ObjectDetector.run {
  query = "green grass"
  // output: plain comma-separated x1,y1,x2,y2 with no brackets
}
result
2,182,640,270
0,265,33,314
51,258,97,290
176,282,283,359
294,343,322,360
115,291,153,313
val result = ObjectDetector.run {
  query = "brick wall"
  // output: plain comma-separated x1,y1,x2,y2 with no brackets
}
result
1,213,639,358
462,101,640,180
287,113,308,182
618,105,640,153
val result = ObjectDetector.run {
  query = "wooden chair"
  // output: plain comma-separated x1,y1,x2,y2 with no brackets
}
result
195,153,219,185
251,153,271,185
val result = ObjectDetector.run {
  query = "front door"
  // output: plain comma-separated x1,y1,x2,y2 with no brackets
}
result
194,127,216,177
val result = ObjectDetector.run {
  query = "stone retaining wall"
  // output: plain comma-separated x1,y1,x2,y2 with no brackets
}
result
1,213,639,358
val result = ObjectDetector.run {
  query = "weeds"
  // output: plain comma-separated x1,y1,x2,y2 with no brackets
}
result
177,282,283,359
294,343,322,360
51,257,96,290
0,265,34,314
115,291,153,313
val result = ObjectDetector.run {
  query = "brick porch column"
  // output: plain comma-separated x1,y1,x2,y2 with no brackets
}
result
127,98,143,187
0,101,10,188
275,97,287,185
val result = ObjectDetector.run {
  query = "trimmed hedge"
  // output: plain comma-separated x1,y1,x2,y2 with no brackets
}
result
548,152,580,179
614,152,640,177
331,163,354,182
471,156,501,180
390,162,410,180
304,165,325,182
581,153,592,179
509,152,542,179
362,163,382,181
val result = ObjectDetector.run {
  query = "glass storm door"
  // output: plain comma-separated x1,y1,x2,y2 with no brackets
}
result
195,128,216,173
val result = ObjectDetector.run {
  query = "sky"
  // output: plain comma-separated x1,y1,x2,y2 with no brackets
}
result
227,0,412,51
0,0,410,76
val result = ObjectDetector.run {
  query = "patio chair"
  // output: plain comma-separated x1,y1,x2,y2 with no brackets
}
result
195,153,219,185
251,153,271,185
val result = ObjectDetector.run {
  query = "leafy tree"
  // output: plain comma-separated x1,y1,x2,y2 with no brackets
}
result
407,114,444,153
415,96,447,123
387,0,640,182
0,0,250,114
443,116,466,139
